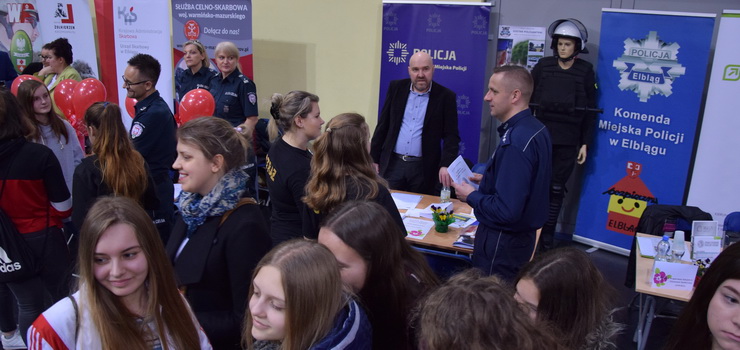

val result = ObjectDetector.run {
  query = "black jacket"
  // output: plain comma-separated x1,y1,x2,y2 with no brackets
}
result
71,155,159,229
166,202,272,350
531,56,597,147
370,79,460,195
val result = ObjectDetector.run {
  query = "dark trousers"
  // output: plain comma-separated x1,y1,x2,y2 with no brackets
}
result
540,145,578,250
0,278,46,343
0,286,17,332
473,228,535,282
384,155,428,194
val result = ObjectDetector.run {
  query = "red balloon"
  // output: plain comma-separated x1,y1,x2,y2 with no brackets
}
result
53,79,79,119
67,113,77,128
125,97,138,119
179,88,215,123
10,75,43,96
69,114,86,152
73,115,88,136
72,78,107,118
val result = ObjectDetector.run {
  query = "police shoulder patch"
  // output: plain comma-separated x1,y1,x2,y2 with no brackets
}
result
248,92,257,105
131,122,145,139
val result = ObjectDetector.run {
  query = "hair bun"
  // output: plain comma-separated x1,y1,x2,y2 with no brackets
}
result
270,93,284,120
270,104,280,120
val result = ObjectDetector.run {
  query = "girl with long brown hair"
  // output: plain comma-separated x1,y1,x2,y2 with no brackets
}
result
318,201,438,350
27,196,211,349
514,247,622,349
16,79,83,193
0,88,72,348
243,239,372,350
664,241,740,350
71,102,158,230
302,113,404,237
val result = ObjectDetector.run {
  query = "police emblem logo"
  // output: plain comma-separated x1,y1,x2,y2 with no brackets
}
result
612,31,685,103
248,92,257,105
131,122,144,138
386,40,410,66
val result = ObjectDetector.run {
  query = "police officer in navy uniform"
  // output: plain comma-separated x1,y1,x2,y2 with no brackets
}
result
531,18,596,252
209,41,259,129
452,66,551,281
175,39,212,101
123,53,177,243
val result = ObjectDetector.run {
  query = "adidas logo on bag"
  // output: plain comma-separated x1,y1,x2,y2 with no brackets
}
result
0,247,21,273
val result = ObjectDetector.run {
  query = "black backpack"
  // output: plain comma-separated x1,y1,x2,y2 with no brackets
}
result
0,151,42,283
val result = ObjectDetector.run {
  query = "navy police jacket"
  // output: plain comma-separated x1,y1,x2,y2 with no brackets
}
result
130,91,177,180
209,69,258,127
176,65,212,101
467,109,552,233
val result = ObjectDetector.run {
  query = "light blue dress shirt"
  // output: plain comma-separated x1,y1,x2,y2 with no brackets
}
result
393,82,432,157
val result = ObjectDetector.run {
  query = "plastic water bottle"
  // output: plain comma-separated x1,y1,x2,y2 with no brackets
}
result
655,235,672,262
440,186,451,203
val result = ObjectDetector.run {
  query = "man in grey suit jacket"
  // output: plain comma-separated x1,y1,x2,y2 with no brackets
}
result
371,51,460,195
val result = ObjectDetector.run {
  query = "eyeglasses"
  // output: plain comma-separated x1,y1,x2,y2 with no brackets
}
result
122,75,149,87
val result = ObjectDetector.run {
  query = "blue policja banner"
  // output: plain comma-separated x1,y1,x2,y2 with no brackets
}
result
379,2,491,162
575,9,715,252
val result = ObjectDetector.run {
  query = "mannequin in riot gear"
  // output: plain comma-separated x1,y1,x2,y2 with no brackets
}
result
531,18,597,252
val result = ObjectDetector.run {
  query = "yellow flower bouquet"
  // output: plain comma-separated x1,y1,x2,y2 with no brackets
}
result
431,205,456,233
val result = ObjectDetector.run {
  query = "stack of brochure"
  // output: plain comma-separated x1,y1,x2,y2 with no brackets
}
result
450,213,476,229
453,225,477,249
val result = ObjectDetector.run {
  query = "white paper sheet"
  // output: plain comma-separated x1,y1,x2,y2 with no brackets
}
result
692,235,722,261
391,192,423,211
447,155,479,189
403,218,435,240
650,260,699,291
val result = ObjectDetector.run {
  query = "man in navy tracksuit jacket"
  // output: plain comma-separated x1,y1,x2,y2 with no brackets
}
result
452,65,552,281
